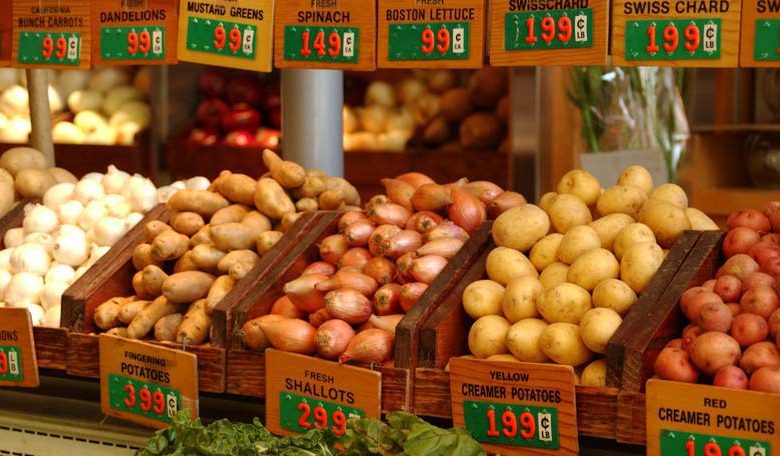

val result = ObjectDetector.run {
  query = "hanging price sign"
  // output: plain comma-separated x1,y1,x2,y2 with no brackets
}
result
489,0,608,66
377,0,485,68
99,334,198,429
12,0,91,69
647,379,780,456
91,0,177,65
275,0,376,70
449,358,579,455
177,0,274,71
0,308,38,388
265,349,381,437
611,0,740,66
741,0,780,66
0,0,11,66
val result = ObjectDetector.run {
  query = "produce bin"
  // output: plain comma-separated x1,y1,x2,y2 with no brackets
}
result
0,198,69,371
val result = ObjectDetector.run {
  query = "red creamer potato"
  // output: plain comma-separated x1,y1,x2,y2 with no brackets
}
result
653,348,700,383
713,365,748,390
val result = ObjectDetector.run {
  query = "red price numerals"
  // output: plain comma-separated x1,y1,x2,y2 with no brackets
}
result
485,409,536,440
122,383,166,416
42,36,67,60
214,24,241,52
300,31,341,58
297,402,348,436
127,30,151,55
0,351,7,375
524,15,572,45
421,27,451,54
685,439,747,456
646,23,700,54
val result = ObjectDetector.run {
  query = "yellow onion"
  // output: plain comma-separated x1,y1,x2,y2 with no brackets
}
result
257,317,317,354
284,273,328,313
373,283,402,315
315,270,379,296
339,329,395,364
411,183,452,212
416,238,465,259
410,255,448,284
324,289,373,324
315,319,355,359
381,178,414,211
448,188,486,234
400,282,428,312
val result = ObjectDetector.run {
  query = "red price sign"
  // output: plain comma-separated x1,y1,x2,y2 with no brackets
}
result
420,27,452,54
524,15,573,45
485,408,537,440
213,23,242,52
121,380,167,416
645,22,701,54
126,29,152,55
301,30,341,57
42,35,68,59
295,400,349,436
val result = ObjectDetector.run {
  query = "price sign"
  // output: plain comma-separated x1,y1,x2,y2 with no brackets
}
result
611,0,740,66
0,308,39,388
265,349,381,437
741,0,780,66
0,0,11,65
177,0,274,72
377,0,485,68
489,0,608,66
275,0,376,70
646,379,780,456
12,0,91,68
91,0,177,65
99,334,198,429
449,358,579,455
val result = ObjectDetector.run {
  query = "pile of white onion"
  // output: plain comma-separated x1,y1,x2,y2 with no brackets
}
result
0,166,209,327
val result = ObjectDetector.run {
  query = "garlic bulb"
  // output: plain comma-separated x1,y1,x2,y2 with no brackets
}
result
156,185,178,203
45,263,76,285
56,224,86,239
53,232,89,266
5,273,44,306
82,172,104,182
129,179,157,213
74,178,105,204
24,303,44,325
3,228,24,248
101,165,130,195
87,245,110,265
78,200,107,231
10,243,51,275
122,174,147,198
42,305,61,328
43,183,75,212
23,204,58,234
58,200,84,225
185,176,210,191
23,232,55,255
0,269,11,298
92,216,127,246
172,181,186,190
0,248,12,270
104,194,133,218
41,280,68,311
125,212,143,226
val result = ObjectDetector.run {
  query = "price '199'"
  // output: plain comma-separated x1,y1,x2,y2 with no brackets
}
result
524,16,572,45
485,409,537,440
646,23,700,54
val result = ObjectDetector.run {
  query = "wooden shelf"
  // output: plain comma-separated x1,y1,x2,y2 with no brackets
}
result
689,187,780,217
692,123,780,133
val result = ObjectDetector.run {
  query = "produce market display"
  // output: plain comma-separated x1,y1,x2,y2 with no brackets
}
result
461,166,718,386
653,205,780,393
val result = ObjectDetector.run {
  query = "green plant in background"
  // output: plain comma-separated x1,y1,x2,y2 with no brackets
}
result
568,66,690,182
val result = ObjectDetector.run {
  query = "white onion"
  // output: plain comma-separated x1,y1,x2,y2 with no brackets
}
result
53,233,89,267
45,263,76,285
74,179,105,204
24,303,45,325
77,201,107,231
43,183,75,211
129,179,157,213
23,232,55,255
42,305,61,328
88,245,110,265
82,172,104,182
185,176,210,191
23,204,58,234
41,280,68,311
10,243,51,275
92,217,127,247
101,165,130,195
0,269,11,298
56,224,86,239
125,212,143,226
58,200,84,225
156,185,178,203
0,248,12,270
3,228,24,248
171,181,186,190
5,273,44,306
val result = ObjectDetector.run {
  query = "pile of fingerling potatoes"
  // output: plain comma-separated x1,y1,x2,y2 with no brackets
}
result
92,151,360,346
241,173,526,365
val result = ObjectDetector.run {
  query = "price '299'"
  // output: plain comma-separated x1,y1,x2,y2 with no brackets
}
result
297,402,347,436
486,409,536,440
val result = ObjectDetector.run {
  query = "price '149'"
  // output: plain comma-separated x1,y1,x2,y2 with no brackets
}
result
297,402,347,436
301,30,341,58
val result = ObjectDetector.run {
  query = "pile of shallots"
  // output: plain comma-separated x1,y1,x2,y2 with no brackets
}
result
241,173,525,365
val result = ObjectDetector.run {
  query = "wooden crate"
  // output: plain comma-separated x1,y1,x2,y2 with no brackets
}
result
409,230,705,443
0,198,69,371
220,213,495,412
62,208,322,393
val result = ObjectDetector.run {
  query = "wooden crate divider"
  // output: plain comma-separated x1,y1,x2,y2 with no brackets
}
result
408,229,706,442
0,198,69,371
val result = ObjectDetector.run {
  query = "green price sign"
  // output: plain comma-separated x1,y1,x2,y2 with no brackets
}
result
463,400,559,450
754,19,780,62
279,392,363,436
625,18,721,60
388,22,470,61
283,26,359,63
660,429,770,456
100,26,165,60
17,31,81,65
504,8,594,51
185,16,256,60
0,346,22,382
108,374,180,425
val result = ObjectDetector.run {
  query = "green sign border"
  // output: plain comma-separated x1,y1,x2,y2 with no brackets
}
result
625,18,722,60
185,15,257,60
17,31,81,65
100,25,166,60
754,19,780,61
504,8,594,51
463,400,560,449
108,373,180,425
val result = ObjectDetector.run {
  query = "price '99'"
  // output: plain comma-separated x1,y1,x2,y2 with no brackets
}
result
42,36,67,60
123,383,166,416
646,23,700,54
127,30,151,55
297,402,347,436
214,24,242,52
486,409,536,440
